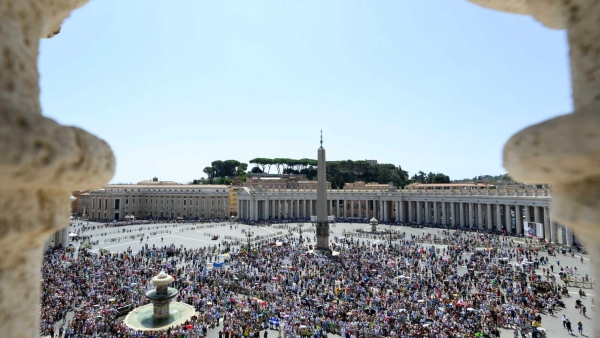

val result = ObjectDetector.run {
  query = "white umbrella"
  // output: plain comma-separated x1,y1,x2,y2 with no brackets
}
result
68,233,78,237
466,308,475,311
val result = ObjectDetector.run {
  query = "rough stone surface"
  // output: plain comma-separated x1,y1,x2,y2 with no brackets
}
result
467,0,600,336
468,0,570,29
503,102,600,184
0,0,115,337
567,1,600,110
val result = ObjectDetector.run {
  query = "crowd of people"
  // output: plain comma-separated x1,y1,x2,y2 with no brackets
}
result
40,224,591,338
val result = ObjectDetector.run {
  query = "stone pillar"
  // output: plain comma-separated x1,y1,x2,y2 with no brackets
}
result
416,201,422,223
495,204,502,231
301,200,305,218
524,206,531,224
534,206,541,224
505,204,512,233
566,226,573,246
543,207,551,241
358,201,362,219
450,203,455,226
264,199,268,220
433,202,438,224
309,200,313,219
477,203,483,229
351,200,355,219
459,202,464,227
395,201,400,221
486,204,492,230
468,203,474,228
380,200,384,220
441,202,446,225
373,199,377,219
255,200,260,221
551,221,558,243
515,205,522,235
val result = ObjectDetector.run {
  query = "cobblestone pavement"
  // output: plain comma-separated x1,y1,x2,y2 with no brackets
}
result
43,221,595,338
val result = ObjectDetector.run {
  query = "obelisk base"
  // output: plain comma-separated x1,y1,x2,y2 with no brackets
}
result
316,222,330,250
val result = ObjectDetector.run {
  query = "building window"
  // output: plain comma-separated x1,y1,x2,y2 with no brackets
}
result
105,199,108,210
125,199,129,205
132,199,135,205
161,199,163,205
114,199,120,209
183,200,186,206
139,199,142,204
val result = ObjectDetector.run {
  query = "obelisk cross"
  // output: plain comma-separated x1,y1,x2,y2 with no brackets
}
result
320,129,323,147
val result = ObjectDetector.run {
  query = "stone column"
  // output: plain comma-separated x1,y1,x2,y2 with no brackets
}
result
543,207,551,241
505,204,512,233
264,199,268,220
566,226,573,246
534,206,541,224
351,200,355,219
441,202,446,225
373,199,377,219
358,201,362,219
495,204,502,231
433,202,439,224
253,200,258,221
468,203,474,228
395,201,400,221
515,205,522,235
477,203,483,229
524,206,531,225
485,204,491,230
459,202,464,227
309,200,313,219
303,199,307,218
450,203,455,226
380,200,384,220
416,201,422,223
399,201,405,222
551,221,558,243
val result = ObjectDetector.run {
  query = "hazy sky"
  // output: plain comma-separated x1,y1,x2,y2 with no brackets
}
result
39,1,572,184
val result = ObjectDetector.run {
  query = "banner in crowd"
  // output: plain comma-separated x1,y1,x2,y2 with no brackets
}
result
523,221,543,237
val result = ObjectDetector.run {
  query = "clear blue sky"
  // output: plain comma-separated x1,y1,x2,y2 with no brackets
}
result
39,1,571,184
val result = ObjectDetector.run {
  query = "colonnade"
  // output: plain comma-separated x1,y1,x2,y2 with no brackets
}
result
238,195,574,245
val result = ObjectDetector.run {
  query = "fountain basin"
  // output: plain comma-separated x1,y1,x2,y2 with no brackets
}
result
145,287,179,300
123,302,196,331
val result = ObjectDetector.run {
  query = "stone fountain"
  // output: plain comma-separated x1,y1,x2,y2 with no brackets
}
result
370,218,378,232
124,271,196,331
146,271,178,319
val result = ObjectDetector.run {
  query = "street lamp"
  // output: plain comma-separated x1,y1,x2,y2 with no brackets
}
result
298,223,304,242
246,230,254,253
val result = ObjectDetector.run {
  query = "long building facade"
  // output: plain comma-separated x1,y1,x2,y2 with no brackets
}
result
79,178,231,221
238,183,576,245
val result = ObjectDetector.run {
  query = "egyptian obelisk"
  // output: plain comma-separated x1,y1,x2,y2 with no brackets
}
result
316,130,330,250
